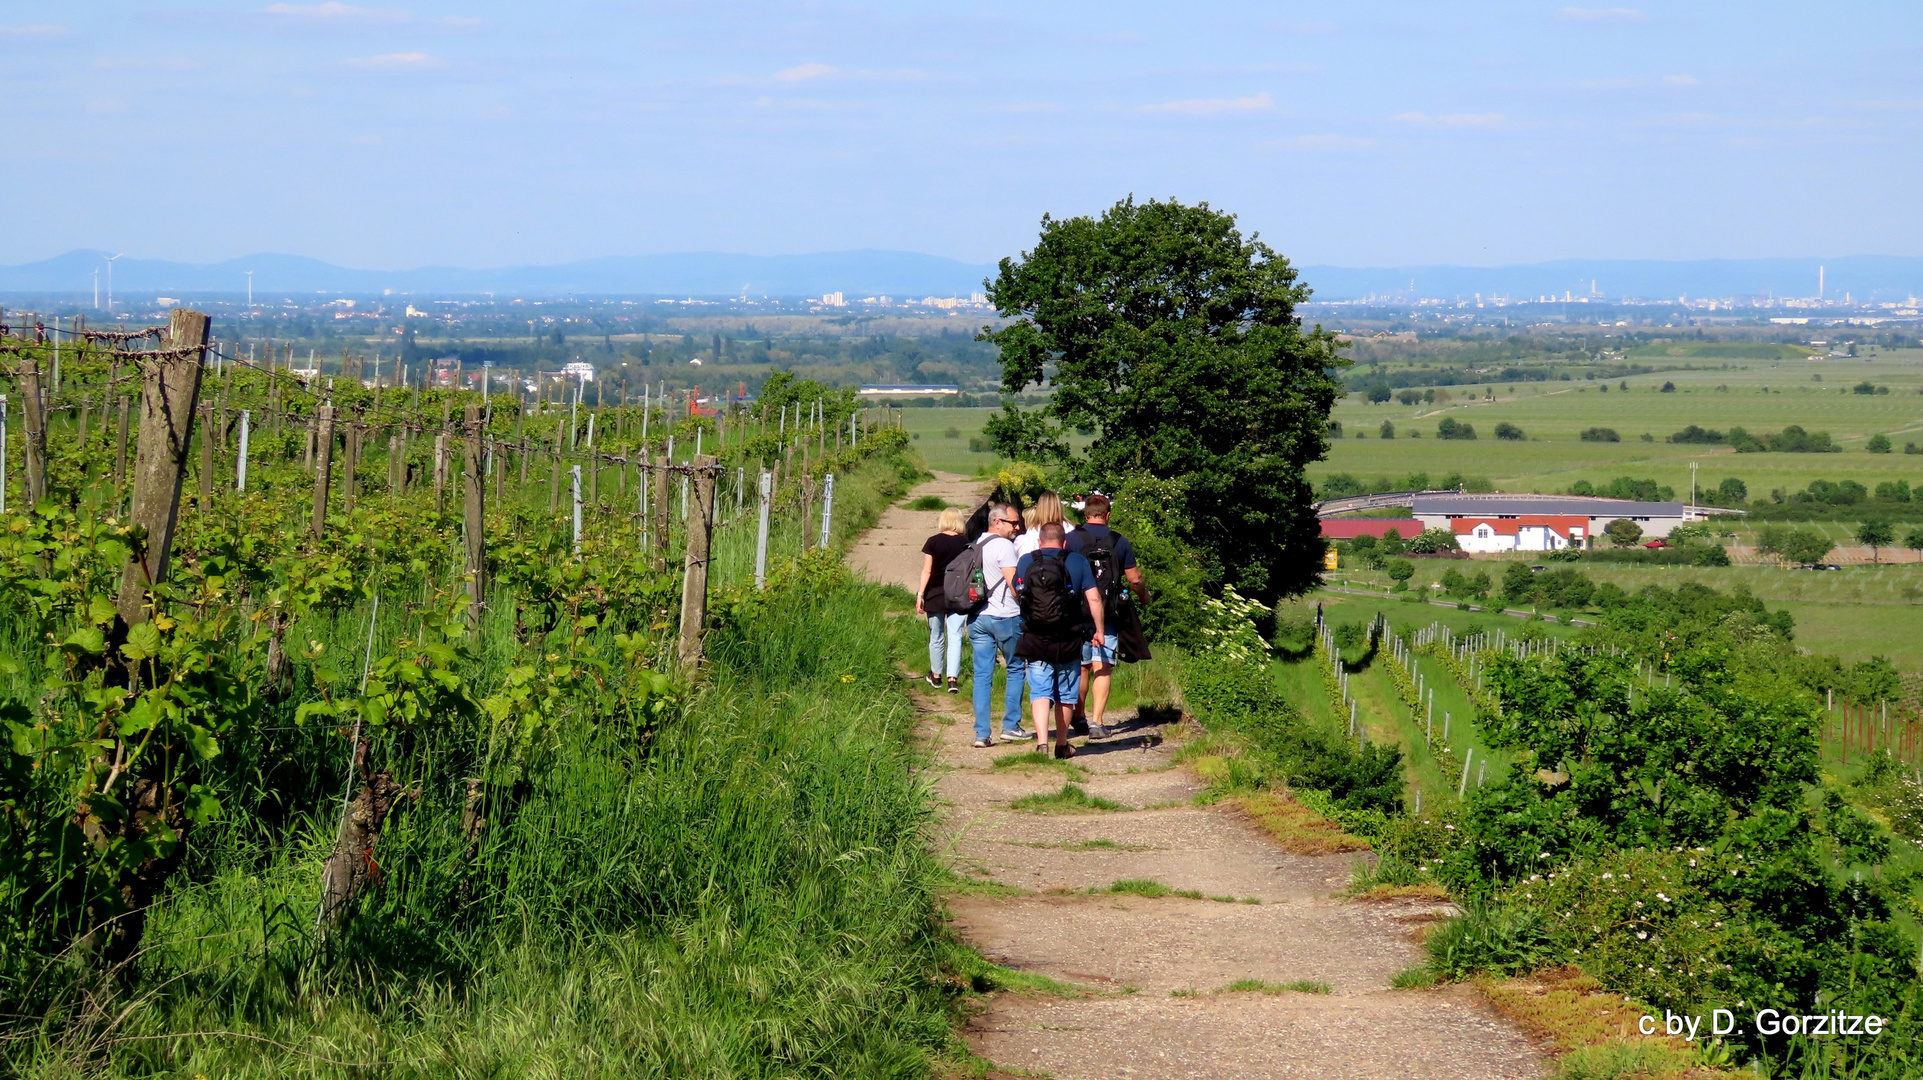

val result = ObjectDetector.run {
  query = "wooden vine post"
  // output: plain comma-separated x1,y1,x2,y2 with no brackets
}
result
463,404,485,627
651,454,670,570
311,405,335,539
17,351,47,505
678,455,717,665
197,402,214,513
116,309,210,626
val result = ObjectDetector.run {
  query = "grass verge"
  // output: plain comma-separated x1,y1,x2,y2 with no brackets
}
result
1220,978,1332,995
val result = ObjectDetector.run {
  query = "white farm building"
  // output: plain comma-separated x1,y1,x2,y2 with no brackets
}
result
1410,494,1696,553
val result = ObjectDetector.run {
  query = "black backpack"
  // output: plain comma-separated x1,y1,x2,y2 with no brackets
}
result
1019,551,1077,632
1078,529,1123,606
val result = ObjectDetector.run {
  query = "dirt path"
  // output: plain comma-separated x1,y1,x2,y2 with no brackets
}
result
846,471,988,590
854,476,1547,1079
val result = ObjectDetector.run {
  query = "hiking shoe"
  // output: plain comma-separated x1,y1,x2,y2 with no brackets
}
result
997,728,1030,743
1054,742,1076,760
1087,723,1110,740
924,672,940,689
946,677,960,694
972,738,993,749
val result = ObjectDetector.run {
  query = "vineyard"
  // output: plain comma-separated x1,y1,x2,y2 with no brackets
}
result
0,309,947,1076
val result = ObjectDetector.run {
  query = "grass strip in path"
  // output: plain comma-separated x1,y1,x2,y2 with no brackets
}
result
1008,783,1129,813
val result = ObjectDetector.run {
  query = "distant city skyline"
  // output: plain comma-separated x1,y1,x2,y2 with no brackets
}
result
3,1,1919,270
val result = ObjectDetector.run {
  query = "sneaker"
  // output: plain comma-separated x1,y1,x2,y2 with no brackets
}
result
997,728,1029,743
946,677,960,694
924,672,940,689
972,738,993,749
1070,720,1089,737
1087,723,1110,740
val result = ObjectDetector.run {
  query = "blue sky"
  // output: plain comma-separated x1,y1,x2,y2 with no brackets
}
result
4,1,1919,269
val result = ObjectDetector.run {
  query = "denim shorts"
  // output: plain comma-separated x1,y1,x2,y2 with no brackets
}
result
1026,658,1082,706
1082,632,1119,666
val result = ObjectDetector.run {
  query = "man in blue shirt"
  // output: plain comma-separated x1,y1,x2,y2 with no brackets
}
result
1014,521,1106,758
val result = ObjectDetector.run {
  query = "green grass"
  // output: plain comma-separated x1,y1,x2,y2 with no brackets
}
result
1022,838,1161,852
992,751,1089,781
1008,783,1129,814
1087,879,1259,904
1220,977,1333,994
906,494,950,510
9,574,968,1078
1321,347,1923,498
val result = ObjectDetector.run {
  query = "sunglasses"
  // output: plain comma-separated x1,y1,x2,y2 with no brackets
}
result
999,517,1022,526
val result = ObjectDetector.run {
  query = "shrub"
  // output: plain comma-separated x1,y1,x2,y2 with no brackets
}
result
1423,904,1548,980
1436,417,1476,440
1868,433,1892,453
1379,420,1396,439
1386,559,1416,584
1666,424,1724,444
1578,427,1620,442
1602,518,1643,547
1406,527,1459,554
1493,422,1525,441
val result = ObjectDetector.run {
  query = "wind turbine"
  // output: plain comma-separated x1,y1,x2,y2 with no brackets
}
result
92,267,99,310
104,253,124,314
246,269,254,307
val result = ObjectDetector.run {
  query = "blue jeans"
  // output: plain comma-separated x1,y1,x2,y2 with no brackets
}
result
968,613,1026,741
927,612,966,678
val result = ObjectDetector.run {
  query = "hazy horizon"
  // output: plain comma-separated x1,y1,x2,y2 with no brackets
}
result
5,1,1920,270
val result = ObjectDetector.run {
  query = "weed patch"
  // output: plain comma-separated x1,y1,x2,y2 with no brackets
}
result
1220,978,1332,995
1008,784,1129,814
1234,792,1371,856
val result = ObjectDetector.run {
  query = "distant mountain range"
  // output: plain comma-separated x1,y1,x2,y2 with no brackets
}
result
2,249,1920,303
0,250,998,300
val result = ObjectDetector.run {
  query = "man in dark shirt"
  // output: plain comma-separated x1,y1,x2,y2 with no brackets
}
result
1065,494,1147,739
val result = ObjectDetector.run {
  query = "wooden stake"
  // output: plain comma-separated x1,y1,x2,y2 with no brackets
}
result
116,309,210,625
678,454,717,665
463,404,485,627
343,421,360,513
198,402,214,513
651,454,670,569
311,405,335,538
16,353,47,505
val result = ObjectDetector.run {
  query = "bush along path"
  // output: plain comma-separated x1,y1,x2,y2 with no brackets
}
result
850,486,1545,1079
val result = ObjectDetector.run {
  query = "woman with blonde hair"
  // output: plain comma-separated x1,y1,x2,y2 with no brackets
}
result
915,505,972,694
1014,491,1072,558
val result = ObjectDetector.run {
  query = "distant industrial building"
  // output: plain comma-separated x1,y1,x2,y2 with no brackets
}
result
856,384,960,397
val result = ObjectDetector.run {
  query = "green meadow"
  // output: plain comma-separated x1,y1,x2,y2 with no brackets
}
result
1321,348,1923,497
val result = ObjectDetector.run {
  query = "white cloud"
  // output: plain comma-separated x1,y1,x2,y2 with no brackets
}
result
0,24,69,37
774,63,838,82
266,2,407,21
1661,74,1698,86
1393,111,1508,127
342,51,440,68
1140,92,1274,115
1558,7,1646,23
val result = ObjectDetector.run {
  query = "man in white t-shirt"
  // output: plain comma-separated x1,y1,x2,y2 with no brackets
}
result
966,503,1028,747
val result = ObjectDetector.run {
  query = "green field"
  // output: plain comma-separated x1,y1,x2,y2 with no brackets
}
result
1321,349,1923,497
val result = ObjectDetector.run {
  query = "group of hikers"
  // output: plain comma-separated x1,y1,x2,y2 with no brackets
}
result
914,491,1149,758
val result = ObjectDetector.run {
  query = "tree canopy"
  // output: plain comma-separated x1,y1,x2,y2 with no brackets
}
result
981,197,1344,600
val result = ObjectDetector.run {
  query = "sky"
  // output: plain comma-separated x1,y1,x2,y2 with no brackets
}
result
3,1,1920,270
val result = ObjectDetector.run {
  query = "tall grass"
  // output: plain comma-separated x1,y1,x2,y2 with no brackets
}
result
5,583,956,1079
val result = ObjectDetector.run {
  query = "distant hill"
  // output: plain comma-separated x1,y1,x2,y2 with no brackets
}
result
0,250,998,299
3,249,1920,303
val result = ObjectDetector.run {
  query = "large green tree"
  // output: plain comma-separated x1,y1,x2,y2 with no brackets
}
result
980,198,1344,600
